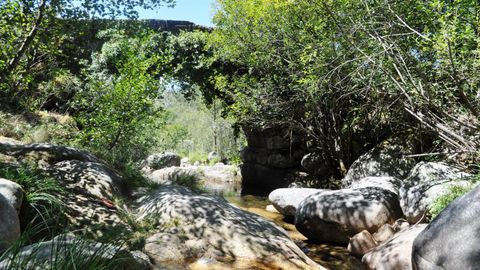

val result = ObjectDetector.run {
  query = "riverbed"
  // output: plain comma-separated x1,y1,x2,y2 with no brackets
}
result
202,179,364,270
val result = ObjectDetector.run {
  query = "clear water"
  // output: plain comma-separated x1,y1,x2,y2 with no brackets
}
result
201,180,365,270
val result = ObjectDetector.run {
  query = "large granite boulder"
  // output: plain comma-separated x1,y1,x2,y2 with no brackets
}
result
0,178,24,212
343,140,415,187
412,184,480,270
399,162,472,223
0,142,101,168
295,187,403,244
200,163,241,183
136,185,323,270
0,193,20,252
350,176,401,195
268,188,321,217
145,152,181,170
47,160,125,199
363,224,427,270
44,160,128,234
0,234,151,270
148,166,200,185
0,178,23,251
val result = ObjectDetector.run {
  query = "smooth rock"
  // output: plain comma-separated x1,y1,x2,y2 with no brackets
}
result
0,193,20,251
392,218,410,232
399,162,472,223
363,224,427,270
136,185,323,270
146,152,181,170
295,187,403,244
412,184,480,270
207,151,220,161
372,224,395,243
265,204,279,213
350,176,401,195
343,140,415,187
148,166,199,185
268,188,321,217
348,230,377,257
180,157,191,167
48,160,125,199
0,142,101,167
0,178,24,212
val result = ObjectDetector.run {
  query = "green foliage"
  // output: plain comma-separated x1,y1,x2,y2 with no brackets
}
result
155,90,245,162
73,29,166,165
0,0,175,110
429,183,476,220
0,163,66,240
174,173,203,193
209,0,480,177
0,234,128,270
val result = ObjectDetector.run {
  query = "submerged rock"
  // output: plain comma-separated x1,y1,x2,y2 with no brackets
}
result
268,188,321,217
295,187,403,244
412,184,480,270
136,185,323,270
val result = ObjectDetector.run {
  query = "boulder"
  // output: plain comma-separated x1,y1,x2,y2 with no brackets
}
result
145,233,191,263
180,157,191,167
363,224,427,270
412,184,480,270
0,178,24,212
399,162,472,223
295,187,403,244
0,193,20,251
148,166,200,185
372,224,395,243
46,160,127,234
347,230,377,257
200,163,240,183
268,188,321,217
0,142,101,168
146,152,181,170
392,218,409,232
300,153,323,174
48,160,125,199
350,176,401,195
265,204,279,213
136,185,323,270
0,234,151,270
207,151,220,161
343,140,415,187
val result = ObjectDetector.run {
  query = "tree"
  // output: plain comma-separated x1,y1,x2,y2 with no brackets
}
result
210,0,480,177
0,0,175,108
73,29,165,163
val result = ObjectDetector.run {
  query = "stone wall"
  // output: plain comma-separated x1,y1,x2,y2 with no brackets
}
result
240,124,307,195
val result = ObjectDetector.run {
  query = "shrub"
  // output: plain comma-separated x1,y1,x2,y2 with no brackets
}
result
429,183,477,220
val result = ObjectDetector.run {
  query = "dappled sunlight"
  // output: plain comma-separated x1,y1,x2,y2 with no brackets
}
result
136,185,322,269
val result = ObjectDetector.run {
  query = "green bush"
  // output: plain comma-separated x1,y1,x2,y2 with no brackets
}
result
429,183,476,220
0,163,66,240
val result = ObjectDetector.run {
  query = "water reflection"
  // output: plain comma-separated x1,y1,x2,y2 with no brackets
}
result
201,180,365,270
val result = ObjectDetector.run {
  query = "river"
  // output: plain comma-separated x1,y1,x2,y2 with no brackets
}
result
202,179,365,270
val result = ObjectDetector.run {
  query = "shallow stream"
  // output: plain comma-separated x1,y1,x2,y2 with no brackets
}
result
202,179,364,270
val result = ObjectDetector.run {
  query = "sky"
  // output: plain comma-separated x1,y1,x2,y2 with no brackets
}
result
137,0,216,27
